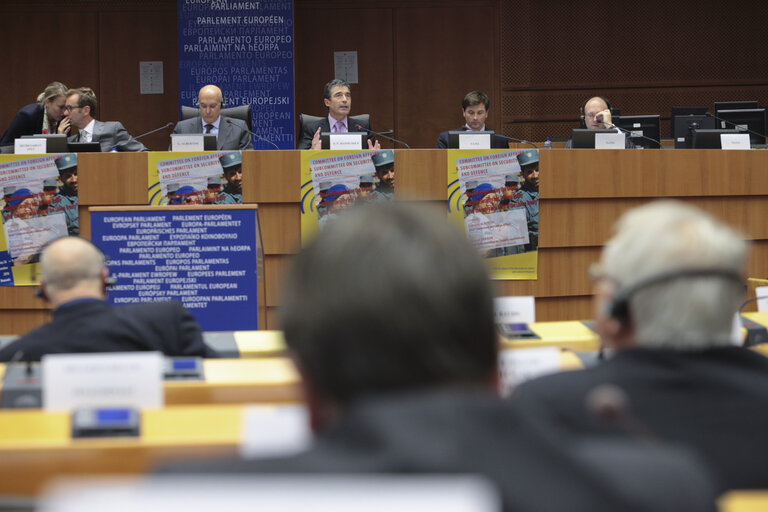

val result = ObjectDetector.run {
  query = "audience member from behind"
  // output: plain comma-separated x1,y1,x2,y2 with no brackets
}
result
158,202,716,512
0,82,69,145
172,84,253,150
0,237,215,361
63,87,147,152
514,200,768,493
437,91,510,149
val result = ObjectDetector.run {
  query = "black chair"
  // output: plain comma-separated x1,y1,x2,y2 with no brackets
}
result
181,104,253,133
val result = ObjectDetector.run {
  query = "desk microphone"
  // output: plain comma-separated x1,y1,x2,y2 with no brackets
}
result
609,123,661,149
706,112,768,143
227,119,280,150
134,122,174,140
356,125,411,149
493,133,538,149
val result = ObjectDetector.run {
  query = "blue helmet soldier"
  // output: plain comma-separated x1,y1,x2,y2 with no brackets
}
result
216,152,242,204
371,150,394,200
52,154,79,235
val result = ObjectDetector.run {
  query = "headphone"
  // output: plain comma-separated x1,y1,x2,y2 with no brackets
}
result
34,238,116,300
606,268,744,325
579,96,614,129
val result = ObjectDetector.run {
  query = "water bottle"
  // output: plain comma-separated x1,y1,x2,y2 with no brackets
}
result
543,137,552,149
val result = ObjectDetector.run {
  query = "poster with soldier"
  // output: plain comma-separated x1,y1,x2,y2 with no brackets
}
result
147,151,242,205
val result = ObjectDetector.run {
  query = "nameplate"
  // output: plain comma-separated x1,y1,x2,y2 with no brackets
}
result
720,133,750,150
240,404,311,458
458,133,491,149
329,133,364,150
42,352,164,411
171,134,205,151
756,286,768,312
594,132,626,149
499,347,561,395
493,296,535,325
14,138,46,154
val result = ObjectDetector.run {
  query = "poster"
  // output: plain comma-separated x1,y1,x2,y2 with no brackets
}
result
447,149,539,280
147,151,243,205
0,154,77,285
300,150,395,243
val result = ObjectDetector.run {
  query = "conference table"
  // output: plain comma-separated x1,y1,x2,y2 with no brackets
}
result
2,149,768,335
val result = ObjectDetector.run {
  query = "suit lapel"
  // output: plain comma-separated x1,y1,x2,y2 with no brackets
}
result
217,116,229,149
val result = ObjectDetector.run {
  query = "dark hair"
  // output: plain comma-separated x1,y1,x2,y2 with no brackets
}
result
281,202,497,404
462,91,490,110
67,87,97,117
323,79,351,100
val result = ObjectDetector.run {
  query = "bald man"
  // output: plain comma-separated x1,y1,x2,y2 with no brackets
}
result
0,237,216,361
172,85,253,150
565,96,635,148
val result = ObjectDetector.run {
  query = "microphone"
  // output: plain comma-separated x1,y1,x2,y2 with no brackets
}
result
493,133,538,149
134,122,174,140
356,125,410,149
610,123,661,149
227,119,280,150
706,112,768,143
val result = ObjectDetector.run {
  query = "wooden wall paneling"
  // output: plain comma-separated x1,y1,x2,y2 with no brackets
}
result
0,310,51,336
257,203,301,255
264,254,292,307
534,295,594,322
396,149,447,200
0,286,44,310
266,307,282,330
78,153,148,205
246,150,300,203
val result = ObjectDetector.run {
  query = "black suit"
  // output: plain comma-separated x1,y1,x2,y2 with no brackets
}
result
437,126,510,149
297,115,372,150
0,103,46,145
514,347,768,493
158,389,716,512
0,299,216,361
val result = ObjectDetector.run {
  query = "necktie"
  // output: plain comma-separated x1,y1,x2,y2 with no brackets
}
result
333,121,345,133
81,130,89,142
205,124,214,134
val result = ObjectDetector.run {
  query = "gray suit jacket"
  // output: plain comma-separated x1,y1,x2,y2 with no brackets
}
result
68,120,147,152
172,115,253,150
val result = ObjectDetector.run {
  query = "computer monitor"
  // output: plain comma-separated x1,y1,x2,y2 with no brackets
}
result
712,108,766,146
447,130,495,149
672,114,715,148
692,129,743,149
613,115,661,149
570,129,621,149
714,100,759,112
321,132,366,150
20,134,68,153
670,107,708,139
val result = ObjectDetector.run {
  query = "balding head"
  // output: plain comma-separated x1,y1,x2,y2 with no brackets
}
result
198,85,223,124
40,237,107,306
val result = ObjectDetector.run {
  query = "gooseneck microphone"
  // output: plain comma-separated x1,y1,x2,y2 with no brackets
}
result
492,133,538,149
134,122,174,140
227,119,280,150
706,112,768,143
356,125,411,149
609,123,661,149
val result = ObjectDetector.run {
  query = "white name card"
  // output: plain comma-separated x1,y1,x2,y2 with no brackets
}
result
459,133,491,149
756,286,768,313
499,347,561,395
594,132,626,149
240,405,311,459
720,133,750,150
14,138,47,154
42,352,164,411
171,134,205,151
329,133,363,150
493,296,535,324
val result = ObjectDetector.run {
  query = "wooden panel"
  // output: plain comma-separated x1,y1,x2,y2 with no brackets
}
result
396,149,446,199
78,153,148,205
265,254,292,307
266,307,282,330
0,286,43,310
0,310,50,336
535,295,593,322
247,150,301,203
258,203,301,255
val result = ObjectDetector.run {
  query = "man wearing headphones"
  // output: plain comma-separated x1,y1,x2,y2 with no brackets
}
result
514,200,768,494
172,84,253,150
565,96,635,148
0,237,216,361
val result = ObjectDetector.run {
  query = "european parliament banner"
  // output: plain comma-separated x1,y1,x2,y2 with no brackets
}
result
447,149,540,280
0,154,78,286
178,0,294,149
300,150,396,243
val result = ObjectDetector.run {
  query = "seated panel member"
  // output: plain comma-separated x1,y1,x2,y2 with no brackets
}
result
514,200,768,494
437,91,510,149
158,202,716,512
0,82,69,145
63,88,148,152
172,85,253,151
297,79,378,150
565,96,635,148
0,237,216,361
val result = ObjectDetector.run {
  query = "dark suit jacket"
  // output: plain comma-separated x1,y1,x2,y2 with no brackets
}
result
437,126,510,149
514,347,768,493
0,103,45,145
172,115,253,150
158,389,716,512
297,115,372,150
68,120,148,152
0,299,216,361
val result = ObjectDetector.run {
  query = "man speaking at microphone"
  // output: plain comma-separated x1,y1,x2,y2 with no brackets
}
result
437,91,510,149
173,84,253,151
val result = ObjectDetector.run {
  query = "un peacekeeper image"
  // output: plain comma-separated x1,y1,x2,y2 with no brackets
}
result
204,175,222,204
513,149,539,252
161,182,180,206
51,153,79,236
371,150,394,201
215,151,242,204
2,185,16,223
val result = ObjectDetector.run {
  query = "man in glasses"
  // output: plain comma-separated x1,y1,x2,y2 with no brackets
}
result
172,84,253,150
565,96,635,148
62,87,147,152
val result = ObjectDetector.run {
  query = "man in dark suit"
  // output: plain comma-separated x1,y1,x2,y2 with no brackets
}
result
297,79,377,150
437,91,510,149
172,84,253,150
514,200,768,494
158,202,716,512
62,87,147,152
0,237,216,361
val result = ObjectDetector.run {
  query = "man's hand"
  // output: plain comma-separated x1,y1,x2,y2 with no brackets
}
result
311,126,322,150
367,138,380,150
596,109,613,128
57,118,71,135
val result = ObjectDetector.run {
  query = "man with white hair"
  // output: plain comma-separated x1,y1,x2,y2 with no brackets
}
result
0,237,216,361
514,200,768,493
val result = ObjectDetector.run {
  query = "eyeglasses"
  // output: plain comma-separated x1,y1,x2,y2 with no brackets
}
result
64,105,84,113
